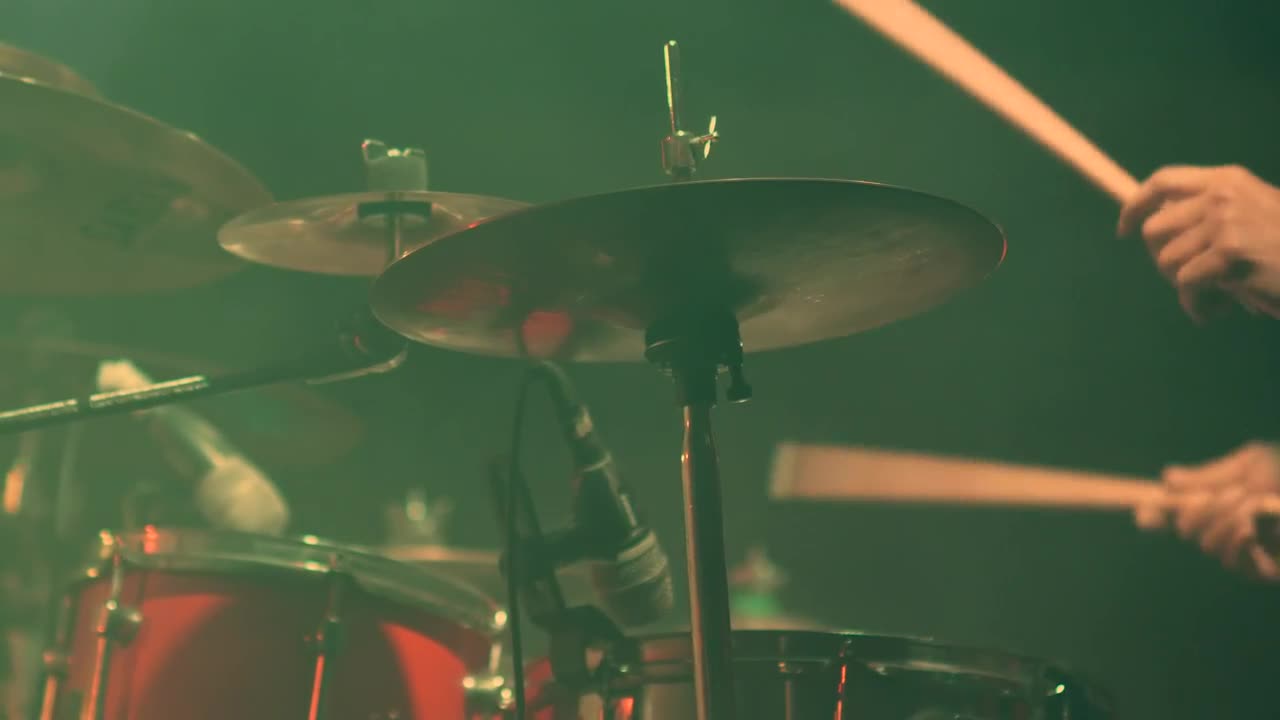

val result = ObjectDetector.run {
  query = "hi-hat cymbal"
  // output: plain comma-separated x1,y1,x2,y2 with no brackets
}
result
218,192,531,276
370,179,1006,362
0,58,272,296
0,334,363,468
379,544,591,599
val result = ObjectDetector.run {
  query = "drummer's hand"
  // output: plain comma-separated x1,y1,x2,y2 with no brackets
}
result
1117,165,1280,322
1134,442,1280,580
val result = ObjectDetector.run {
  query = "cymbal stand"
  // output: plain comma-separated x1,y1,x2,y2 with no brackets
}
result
0,306,407,436
3,316,89,720
358,139,433,265
650,40,741,720
660,41,718,182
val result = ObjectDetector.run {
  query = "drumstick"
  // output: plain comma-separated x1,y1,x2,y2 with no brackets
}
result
833,0,1140,203
770,443,1280,515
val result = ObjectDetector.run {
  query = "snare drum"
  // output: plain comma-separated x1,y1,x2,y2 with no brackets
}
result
526,630,1111,720
38,528,509,720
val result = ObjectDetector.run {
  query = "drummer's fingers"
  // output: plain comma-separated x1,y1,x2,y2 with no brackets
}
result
1133,501,1167,530
1221,499,1267,572
1117,166,1211,237
1247,544,1280,581
1173,493,1220,539
1165,451,1251,490
1202,495,1251,561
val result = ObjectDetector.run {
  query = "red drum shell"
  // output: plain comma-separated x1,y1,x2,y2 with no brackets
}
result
47,529,503,720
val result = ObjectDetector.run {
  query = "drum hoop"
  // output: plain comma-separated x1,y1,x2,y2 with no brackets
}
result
70,528,506,640
609,630,1090,693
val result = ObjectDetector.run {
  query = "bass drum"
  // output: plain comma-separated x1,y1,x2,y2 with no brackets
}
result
525,630,1112,720
38,528,510,720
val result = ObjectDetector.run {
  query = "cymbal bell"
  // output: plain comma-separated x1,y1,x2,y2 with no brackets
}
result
218,191,531,276
0,59,271,296
370,179,1006,361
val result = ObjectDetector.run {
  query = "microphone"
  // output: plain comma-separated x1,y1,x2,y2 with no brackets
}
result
97,360,290,536
534,362,674,627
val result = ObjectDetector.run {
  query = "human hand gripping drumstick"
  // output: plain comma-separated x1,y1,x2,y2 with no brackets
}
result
770,443,1280,515
832,0,1140,202
835,0,1280,323
772,443,1280,578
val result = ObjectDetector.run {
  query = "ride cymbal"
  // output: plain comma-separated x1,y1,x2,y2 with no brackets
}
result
370,178,1006,361
218,192,531,276
0,52,271,295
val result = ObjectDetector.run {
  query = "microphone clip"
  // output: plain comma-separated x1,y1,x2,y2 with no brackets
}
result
489,456,626,693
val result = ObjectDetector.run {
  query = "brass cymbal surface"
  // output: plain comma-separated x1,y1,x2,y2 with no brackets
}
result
0,74,272,295
218,191,530,276
370,178,1006,361
0,43,101,98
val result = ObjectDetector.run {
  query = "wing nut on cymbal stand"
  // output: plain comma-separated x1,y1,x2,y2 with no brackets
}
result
660,41,719,181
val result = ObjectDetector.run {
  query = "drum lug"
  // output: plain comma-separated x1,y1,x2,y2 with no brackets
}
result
41,649,69,677
462,672,514,719
308,559,350,720
304,616,344,655
97,600,143,645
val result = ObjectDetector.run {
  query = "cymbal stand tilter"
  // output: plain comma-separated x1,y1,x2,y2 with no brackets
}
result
650,41,741,720
358,139,433,266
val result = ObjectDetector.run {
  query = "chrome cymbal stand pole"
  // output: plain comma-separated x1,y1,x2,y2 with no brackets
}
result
651,41,737,720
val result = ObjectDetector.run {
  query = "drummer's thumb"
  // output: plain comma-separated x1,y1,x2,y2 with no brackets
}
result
1133,501,1167,531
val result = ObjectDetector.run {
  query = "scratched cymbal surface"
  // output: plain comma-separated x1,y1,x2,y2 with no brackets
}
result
371,178,1006,361
0,64,271,295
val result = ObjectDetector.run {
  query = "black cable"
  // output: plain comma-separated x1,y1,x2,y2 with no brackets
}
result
504,366,538,720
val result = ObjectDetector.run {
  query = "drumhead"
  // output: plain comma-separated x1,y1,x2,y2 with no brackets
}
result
74,528,506,638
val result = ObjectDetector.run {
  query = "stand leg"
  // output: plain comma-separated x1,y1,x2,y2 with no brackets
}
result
680,403,736,720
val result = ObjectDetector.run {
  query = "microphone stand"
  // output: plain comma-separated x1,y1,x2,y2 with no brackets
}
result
489,456,627,712
0,309,408,437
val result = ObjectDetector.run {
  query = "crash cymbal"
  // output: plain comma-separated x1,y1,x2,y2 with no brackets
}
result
379,544,591,599
0,43,100,98
219,191,531,276
0,334,363,468
370,179,1005,361
0,65,271,296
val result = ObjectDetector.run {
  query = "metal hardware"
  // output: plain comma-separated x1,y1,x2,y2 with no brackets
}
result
360,139,431,265
307,555,348,720
35,591,76,720
462,672,514,718
80,538,142,720
659,41,718,181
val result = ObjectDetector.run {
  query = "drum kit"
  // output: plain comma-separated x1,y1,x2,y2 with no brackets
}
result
0,8,1137,719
